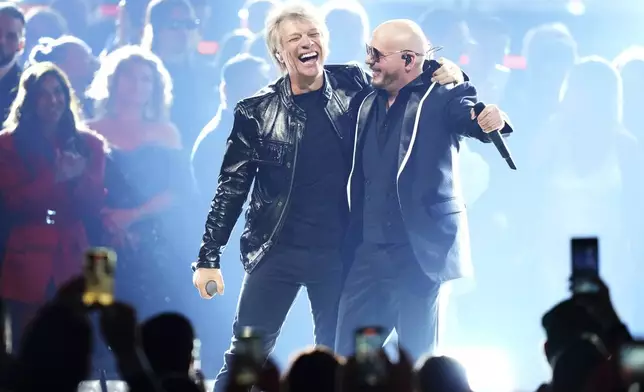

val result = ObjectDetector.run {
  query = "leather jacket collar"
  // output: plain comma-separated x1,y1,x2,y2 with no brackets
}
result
277,70,335,117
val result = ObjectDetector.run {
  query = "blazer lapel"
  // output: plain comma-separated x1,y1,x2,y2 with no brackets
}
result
356,91,376,146
397,92,422,171
397,82,437,177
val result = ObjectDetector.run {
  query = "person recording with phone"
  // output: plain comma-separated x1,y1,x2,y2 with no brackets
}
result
0,62,108,352
336,19,514,362
541,261,634,392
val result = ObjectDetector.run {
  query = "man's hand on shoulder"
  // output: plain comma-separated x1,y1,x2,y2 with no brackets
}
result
431,57,465,85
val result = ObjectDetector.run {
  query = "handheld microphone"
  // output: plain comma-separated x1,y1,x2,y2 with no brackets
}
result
473,102,517,170
206,280,218,297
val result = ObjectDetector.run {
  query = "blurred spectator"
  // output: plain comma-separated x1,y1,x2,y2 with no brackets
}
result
320,0,370,65
22,7,67,67
418,9,473,63
416,355,472,392
191,54,271,202
102,0,151,57
87,45,197,319
240,0,281,34
141,312,195,378
213,28,254,82
0,4,24,339
0,62,108,353
143,0,218,152
523,22,578,111
244,30,279,77
0,2,24,122
16,302,93,392
341,347,416,392
540,281,631,392
29,35,99,118
614,45,644,137
188,0,211,37
282,346,342,392
50,0,113,55
143,0,200,65
466,15,510,103
528,57,640,321
503,22,578,138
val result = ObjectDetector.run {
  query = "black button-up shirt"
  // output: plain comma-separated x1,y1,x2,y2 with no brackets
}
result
359,88,411,244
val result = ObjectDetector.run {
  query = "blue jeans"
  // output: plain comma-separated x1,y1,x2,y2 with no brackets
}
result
335,242,443,363
213,244,343,392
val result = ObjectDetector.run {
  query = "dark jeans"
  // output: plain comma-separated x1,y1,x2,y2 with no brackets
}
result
213,244,343,392
335,242,443,363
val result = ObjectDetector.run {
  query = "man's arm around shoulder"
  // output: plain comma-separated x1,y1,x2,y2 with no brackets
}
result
195,104,258,269
441,82,514,142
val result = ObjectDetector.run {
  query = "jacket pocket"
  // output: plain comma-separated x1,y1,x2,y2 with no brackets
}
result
252,139,289,166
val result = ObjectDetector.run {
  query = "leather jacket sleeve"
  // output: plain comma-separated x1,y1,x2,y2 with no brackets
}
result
196,105,258,269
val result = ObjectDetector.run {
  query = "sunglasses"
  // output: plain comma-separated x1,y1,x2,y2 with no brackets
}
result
365,44,443,63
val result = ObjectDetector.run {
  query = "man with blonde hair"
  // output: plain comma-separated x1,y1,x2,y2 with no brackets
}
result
191,3,463,390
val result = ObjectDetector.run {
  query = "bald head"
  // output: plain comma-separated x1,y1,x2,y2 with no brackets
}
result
367,19,430,95
372,19,429,56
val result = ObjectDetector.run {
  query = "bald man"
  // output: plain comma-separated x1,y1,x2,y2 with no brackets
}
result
337,19,514,361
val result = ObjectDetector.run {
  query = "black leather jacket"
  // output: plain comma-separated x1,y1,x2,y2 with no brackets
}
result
194,64,370,273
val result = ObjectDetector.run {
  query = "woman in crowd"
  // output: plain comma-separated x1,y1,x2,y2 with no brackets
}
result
28,35,99,118
0,62,108,350
86,45,196,318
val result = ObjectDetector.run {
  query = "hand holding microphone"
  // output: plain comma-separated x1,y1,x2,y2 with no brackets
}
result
193,267,225,299
471,102,517,170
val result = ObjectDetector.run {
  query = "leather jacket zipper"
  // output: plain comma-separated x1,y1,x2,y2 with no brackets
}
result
264,122,301,246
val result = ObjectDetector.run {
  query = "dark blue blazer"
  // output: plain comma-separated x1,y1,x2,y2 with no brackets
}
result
347,60,513,282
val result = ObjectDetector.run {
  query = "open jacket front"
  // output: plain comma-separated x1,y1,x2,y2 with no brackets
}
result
347,60,513,282
197,64,370,272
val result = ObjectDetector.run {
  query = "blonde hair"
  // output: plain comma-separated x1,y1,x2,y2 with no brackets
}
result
86,45,173,121
264,1,329,72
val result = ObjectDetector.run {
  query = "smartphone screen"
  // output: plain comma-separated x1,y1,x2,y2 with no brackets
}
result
82,247,117,307
237,335,264,364
571,237,599,276
570,238,600,294
355,326,386,359
235,327,264,387
620,343,644,382
355,327,387,386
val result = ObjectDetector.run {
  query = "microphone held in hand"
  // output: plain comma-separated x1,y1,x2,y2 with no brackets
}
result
473,102,517,170
206,280,218,297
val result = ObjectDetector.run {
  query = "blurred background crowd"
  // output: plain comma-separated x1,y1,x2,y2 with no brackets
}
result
0,0,643,390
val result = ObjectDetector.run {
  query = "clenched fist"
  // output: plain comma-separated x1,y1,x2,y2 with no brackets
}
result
193,267,225,299
470,104,505,133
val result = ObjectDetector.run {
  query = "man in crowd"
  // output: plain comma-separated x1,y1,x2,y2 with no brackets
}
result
0,2,23,122
0,2,24,288
191,54,272,204
190,2,463,391
144,0,218,151
335,19,513,362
